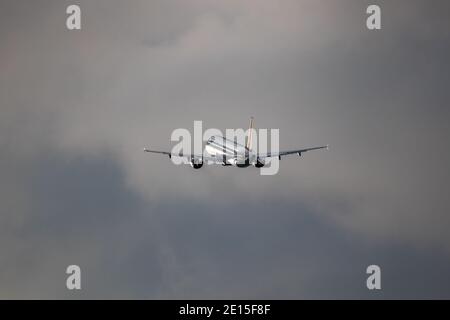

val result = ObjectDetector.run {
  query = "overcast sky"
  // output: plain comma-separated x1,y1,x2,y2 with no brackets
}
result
1,0,450,298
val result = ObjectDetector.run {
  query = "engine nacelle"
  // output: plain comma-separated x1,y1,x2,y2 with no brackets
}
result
228,158,248,167
189,157,203,169
253,157,265,168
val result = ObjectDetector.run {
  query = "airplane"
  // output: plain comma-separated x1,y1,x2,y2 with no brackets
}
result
143,118,328,169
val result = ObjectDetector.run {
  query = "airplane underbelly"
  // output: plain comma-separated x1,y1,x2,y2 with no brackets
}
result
205,142,250,167
205,145,221,156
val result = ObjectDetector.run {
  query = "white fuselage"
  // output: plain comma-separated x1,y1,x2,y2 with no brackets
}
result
205,135,254,167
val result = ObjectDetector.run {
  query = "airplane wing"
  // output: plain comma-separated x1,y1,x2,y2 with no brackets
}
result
258,145,328,159
143,148,221,163
142,148,171,156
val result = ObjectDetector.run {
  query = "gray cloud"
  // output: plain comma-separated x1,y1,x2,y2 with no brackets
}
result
1,0,450,298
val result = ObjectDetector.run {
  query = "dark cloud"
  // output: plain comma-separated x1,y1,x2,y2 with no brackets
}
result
1,0,450,298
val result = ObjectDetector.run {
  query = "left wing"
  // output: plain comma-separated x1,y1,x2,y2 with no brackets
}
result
142,148,171,156
258,145,328,159
143,147,222,164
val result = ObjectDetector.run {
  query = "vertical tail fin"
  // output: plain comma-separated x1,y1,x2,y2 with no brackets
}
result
246,117,254,151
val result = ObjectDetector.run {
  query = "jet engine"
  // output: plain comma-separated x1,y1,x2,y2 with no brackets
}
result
189,157,203,169
253,157,265,168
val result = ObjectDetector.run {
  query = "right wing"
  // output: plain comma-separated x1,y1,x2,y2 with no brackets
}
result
258,145,328,159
